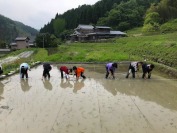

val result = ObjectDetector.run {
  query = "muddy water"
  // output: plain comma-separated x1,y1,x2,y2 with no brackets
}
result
0,64,177,133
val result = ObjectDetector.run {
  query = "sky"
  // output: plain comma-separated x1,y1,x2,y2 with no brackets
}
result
0,0,100,30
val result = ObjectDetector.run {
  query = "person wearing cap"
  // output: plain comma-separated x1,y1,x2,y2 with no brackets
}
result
20,63,31,79
59,66,72,79
73,66,86,80
43,63,52,79
105,62,118,79
125,61,143,78
142,63,155,79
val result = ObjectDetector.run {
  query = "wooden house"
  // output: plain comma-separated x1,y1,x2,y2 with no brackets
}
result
71,25,94,41
10,37,30,50
70,24,126,42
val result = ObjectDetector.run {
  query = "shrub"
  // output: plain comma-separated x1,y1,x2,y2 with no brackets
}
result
160,19,177,33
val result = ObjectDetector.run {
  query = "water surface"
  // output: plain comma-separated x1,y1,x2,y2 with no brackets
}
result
0,64,177,133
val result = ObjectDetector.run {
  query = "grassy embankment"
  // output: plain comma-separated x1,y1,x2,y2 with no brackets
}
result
35,30,177,77
33,31,177,66
2,29,177,77
1,49,38,75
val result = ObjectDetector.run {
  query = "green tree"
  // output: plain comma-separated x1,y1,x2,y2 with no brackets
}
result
142,23,160,32
144,12,160,25
53,18,66,36
40,0,125,32
97,0,145,30
40,0,159,34
146,0,177,23
0,40,7,48
35,33,58,48
50,34,60,47
143,11,160,32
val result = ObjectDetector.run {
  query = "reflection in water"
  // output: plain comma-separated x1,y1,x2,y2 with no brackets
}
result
42,79,53,90
73,79,85,93
99,78,177,111
0,64,177,133
60,79,73,89
101,79,118,96
20,79,31,92
0,81,4,100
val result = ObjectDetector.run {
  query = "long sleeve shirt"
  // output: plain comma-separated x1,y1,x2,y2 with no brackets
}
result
60,66,69,74
106,63,116,72
130,62,138,72
75,67,85,77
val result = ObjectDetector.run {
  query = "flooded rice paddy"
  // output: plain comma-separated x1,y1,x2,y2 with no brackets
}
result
0,64,177,133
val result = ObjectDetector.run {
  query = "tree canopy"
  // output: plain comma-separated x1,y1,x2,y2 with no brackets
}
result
143,0,177,32
35,33,60,48
40,0,159,37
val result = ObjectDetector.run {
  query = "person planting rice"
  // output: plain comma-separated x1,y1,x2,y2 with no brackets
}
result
125,61,143,78
43,63,52,79
0,64,3,75
73,66,86,80
142,63,155,79
59,66,72,79
20,63,31,79
105,62,118,79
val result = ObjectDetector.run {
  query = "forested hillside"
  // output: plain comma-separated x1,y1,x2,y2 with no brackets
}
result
40,0,160,35
36,0,177,49
0,14,38,47
143,0,177,32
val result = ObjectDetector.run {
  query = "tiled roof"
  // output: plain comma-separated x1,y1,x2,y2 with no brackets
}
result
110,31,126,35
15,37,30,41
95,26,111,29
76,24,94,30
70,31,81,36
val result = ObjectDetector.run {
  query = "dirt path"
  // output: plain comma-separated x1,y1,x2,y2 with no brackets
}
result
0,51,33,65
0,64,177,133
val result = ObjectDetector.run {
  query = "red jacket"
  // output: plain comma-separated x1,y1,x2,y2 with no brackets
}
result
60,66,69,74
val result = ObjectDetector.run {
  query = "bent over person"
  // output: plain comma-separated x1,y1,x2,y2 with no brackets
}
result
142,63,155,79
59,66,72,79
126,61,143,78
105,62,118,79
20,63,30,79
43,63,52,79
0,64,3,75
73,66,86,80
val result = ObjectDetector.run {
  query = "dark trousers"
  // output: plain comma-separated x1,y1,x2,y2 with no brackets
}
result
105,67,114,78
60,70,64,79
75,72,86,79
43,69,50,78
21,68,28,78
0,70,3,75
126,65,135,78
81,72,86,79
142,64,152,79
142,71,151,79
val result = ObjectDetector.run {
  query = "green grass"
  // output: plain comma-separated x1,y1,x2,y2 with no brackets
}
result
126,27,143,36
1,31,177,76
160,19,177,33
32,48,48,62
29,31,177,69
43,43,135,62
38,32,177,67
115,32,177,67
